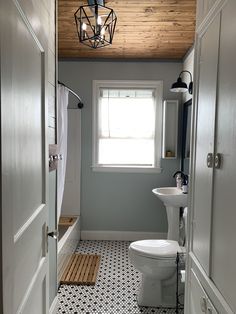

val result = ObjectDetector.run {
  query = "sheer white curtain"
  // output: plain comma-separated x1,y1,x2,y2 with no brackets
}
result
57,84,69,222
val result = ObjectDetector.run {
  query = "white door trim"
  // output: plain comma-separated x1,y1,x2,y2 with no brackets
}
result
49,296,58,314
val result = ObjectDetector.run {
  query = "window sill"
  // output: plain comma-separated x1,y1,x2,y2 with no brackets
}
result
91,166,162,174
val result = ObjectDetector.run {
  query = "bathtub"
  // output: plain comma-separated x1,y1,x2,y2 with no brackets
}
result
58,216,80,282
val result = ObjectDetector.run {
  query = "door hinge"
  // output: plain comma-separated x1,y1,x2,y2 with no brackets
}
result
207,153,213,168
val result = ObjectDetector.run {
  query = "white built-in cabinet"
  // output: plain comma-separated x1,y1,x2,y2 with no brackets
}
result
185,0,236,313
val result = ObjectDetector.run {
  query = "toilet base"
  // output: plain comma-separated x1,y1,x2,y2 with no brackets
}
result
137,275,177,308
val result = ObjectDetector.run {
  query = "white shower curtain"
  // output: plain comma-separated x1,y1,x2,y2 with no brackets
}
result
57,84,69,222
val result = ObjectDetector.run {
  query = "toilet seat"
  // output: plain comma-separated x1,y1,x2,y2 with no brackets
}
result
129,239,181,260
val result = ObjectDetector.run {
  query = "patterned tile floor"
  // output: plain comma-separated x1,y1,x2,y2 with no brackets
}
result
58,240,184,314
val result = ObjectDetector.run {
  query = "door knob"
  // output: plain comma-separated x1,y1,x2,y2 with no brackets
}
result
47,230,58,240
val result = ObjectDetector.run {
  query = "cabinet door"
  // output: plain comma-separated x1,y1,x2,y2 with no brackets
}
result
192,15,220,274
211,0,236,312
190,270,218,314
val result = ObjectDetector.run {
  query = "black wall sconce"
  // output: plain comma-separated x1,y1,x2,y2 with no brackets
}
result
170,70,193,95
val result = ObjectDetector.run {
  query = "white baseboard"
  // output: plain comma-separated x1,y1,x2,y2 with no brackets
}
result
81,230,167,241
49,296,58,314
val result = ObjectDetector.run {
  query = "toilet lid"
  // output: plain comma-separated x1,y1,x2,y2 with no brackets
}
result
130,239,180,259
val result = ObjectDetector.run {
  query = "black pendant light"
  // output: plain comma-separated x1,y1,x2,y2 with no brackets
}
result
170,71,193,94
74,0,117,49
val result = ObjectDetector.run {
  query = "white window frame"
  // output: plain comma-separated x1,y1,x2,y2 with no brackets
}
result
92,80,163,173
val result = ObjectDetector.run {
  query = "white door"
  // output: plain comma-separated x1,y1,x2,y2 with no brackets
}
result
1,0,49,313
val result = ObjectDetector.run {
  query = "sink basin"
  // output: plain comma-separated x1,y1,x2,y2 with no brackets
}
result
152,187,188,207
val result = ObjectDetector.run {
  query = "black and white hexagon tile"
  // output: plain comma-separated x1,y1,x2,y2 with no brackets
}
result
57,240,184,314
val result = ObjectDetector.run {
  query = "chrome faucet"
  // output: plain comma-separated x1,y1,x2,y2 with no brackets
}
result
173,171,188,193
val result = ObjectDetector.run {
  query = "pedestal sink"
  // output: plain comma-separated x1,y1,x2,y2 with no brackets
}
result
152,187,188,241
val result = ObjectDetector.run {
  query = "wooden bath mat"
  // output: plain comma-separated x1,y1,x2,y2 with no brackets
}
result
60,254,101,285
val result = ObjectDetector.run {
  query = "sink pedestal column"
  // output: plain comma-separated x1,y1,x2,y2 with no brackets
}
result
165,206,180,241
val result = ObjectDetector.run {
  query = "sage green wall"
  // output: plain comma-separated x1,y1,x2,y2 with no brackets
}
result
59,60,182,233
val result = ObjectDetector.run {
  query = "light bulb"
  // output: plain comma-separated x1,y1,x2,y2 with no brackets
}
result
101,27,105,35
97,16,102,25
82,23,87,31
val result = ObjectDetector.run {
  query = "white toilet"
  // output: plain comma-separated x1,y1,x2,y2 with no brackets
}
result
129,208,187,308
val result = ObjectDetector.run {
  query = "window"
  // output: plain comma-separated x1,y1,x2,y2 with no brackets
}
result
92,80,163,172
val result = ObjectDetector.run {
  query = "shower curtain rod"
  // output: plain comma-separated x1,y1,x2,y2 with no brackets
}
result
58,81,84,109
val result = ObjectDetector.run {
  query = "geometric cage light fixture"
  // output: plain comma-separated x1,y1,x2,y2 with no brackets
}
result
74,0,117,49
170,70,193,95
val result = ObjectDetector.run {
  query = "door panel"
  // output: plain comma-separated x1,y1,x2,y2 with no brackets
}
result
14,210,47,312
12,3,44,235
211,0,236,312
21,265,48,314
192,15,220,275
1,0,49,312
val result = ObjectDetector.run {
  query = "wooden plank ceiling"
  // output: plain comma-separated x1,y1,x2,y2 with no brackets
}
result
58,0,196,59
